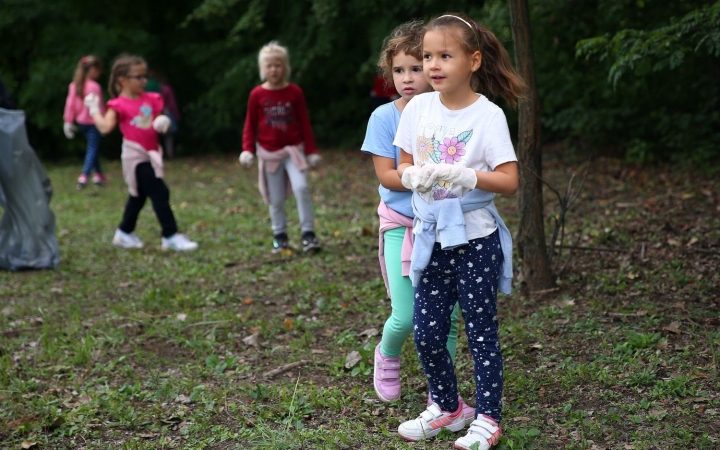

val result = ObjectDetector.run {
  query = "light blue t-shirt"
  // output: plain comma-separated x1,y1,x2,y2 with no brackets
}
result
360,102,414,218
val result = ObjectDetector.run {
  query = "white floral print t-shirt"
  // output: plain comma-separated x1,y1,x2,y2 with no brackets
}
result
393,92,517,240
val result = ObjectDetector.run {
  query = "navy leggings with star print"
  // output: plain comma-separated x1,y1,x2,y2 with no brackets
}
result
413,230,504,423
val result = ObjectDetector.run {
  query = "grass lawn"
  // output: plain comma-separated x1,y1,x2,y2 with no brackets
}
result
1,150,718,449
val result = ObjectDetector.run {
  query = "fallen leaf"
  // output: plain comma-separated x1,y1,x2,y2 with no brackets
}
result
686,237,699,247
175,394,191,404
242,332,259,348
359,328,379,337
344,351,362,369
663,321,681,334
46,416,64,431
21,442,38,449
529,343,543,350
242,298,254,305
1,306,14,317
282,318,294,330
657,341,669,349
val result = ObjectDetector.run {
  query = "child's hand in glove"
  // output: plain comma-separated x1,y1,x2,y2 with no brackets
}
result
418,164,477,189
83,93,101,116
63,122,76,139
152,115,171,133
239,151,255,168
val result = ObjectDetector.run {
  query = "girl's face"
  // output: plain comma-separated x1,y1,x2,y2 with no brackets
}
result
423,29,480,96
392,51,432,104
261,57,286,87
120,64,148,96
88,66,102,80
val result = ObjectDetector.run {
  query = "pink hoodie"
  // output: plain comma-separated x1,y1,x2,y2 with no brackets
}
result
63,79,103,125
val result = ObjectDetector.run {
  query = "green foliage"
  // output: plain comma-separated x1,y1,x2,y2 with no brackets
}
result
576,1,720,85
1,0,718,164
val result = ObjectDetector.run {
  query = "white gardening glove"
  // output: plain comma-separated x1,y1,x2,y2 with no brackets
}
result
307,153,322,168
400,165,432,193
239,151,255,168
152,115,171,133
423,164,478,189
63,122,76,139
83,93,101,116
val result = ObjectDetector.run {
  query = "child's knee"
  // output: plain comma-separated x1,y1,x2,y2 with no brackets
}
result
387,314,413,336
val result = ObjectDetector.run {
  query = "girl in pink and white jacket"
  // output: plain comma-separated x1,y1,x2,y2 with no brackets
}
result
63,55,106,189
84,54,198,251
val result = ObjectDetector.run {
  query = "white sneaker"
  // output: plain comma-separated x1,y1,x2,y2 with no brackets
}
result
453,415,502,450
112,229,144,249
398,403,467,442
161,233,198,251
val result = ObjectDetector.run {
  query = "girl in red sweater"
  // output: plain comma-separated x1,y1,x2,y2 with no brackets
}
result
240,41,321,254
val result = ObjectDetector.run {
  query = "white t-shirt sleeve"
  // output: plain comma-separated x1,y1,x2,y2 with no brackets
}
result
483,109,517,170
393,103,415,155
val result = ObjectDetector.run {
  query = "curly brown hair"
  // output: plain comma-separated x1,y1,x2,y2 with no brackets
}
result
426,13,527,107
376,20,425,86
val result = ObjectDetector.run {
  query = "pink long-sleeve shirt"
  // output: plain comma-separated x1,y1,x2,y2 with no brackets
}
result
63,79,103,125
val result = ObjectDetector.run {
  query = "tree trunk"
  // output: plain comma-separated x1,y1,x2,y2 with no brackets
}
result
507,0,554,293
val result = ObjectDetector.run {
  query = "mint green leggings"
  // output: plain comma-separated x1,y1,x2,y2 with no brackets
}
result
381,226,460,359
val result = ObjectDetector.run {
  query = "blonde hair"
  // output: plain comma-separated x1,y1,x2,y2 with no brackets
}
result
107,54,147,98
376,20,424,86
72,55,102,98
258,41,291,81
426,13,527,107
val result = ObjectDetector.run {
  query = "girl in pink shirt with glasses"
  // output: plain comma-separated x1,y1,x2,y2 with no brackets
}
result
84,54,198,251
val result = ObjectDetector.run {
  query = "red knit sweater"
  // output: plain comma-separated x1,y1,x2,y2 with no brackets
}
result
242,83,318,155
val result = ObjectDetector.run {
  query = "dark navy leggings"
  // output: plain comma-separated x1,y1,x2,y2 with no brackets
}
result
413,230,504,422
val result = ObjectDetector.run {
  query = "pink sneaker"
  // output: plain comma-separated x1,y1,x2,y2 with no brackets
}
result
76,174,88,190
428,393,476,425
373,344,401,402
92,173,107,186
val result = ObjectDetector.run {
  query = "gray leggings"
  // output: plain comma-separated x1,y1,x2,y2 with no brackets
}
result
265,156,315,234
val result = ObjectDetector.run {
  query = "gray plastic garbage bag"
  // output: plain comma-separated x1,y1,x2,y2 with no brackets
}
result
0,107,60,270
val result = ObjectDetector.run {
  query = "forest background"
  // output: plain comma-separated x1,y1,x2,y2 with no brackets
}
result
1,0,718,167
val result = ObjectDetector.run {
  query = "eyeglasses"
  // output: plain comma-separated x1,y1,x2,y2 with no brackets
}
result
126,75,148,81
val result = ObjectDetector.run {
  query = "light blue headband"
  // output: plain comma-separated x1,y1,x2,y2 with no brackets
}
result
437,14,481,50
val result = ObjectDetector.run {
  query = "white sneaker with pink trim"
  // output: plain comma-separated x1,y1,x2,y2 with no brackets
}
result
453,415,502,450
398,403,467,441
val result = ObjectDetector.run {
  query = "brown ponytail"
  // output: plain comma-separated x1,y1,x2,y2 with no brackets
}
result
426,13,527,107
72,55,102,98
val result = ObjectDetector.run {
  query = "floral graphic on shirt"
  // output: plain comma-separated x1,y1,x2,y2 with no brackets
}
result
415,129,473,200
439,136,467,163
432,187,457,200
129,104,153,129
416,136,435,163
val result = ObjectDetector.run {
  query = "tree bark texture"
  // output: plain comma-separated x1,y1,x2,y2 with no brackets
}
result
508,0,554,293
